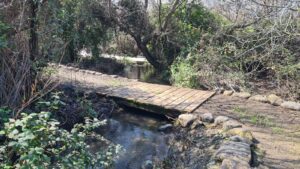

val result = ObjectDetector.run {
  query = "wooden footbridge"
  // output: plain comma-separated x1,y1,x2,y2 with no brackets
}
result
52,65,215,116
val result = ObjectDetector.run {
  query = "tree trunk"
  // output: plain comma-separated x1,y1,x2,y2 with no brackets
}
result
144,0,148,10
68,40,76,62
29,0,39,61
134,37,161,70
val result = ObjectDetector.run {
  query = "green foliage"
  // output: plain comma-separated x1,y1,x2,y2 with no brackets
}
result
170,57,199,88
35,90,105,124
174,2,218,47
175,3,218,31
0,111,120,169
40,0,111,62
0,107,11,130
0,21,9,48
36,92,66,111
171,45,247,90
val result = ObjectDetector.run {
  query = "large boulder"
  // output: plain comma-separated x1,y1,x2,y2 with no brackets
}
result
214,141,252,163
249,95,268,103
232,92,251,99
178,114,197,127
281,101,300,111
229,135,253,145
267,94,283,106
221,159,251,169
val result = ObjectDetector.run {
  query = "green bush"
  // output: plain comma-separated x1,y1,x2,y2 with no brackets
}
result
0,107,11,131
170,58,199,88
0,111,121,169
171,45,247,90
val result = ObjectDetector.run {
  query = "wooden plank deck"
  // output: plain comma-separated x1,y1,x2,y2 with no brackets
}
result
53,65,215,116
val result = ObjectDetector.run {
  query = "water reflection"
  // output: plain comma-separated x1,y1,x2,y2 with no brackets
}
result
93,110,170,169
123,63,153,80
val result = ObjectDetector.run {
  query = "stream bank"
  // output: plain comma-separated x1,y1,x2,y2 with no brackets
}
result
36,83,262,169
39,85,224,169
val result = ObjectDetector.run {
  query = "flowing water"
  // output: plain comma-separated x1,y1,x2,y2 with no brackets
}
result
91,109,171,169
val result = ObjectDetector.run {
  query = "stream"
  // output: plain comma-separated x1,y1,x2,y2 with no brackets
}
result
90,109,171,169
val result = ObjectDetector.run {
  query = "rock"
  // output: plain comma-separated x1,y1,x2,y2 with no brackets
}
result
178,114,197,127
214,116,230,125
221,159,251,169
190,120,204,129
215,88,225,94
223,90,234,96
281,101,300,111
85,91,98,99
232,92,251,99
189,129,197,135
229,135,253,145
158,124,173,131
206,160,220,169
112,75,119,78
142,160,153,169
223,120,242,130
267,94,283,106
249,95,268,103
214,141,252,163
200,113,214,123
66,66,73,70
226,128,254,141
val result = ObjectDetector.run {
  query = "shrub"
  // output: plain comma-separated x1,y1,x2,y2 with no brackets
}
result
170,58,199,88
171,45,247,91
0,111,121,169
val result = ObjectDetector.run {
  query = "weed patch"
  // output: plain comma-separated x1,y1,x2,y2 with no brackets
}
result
232,106,275,127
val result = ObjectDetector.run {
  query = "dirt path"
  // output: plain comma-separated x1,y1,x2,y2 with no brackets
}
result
196,94,300,169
